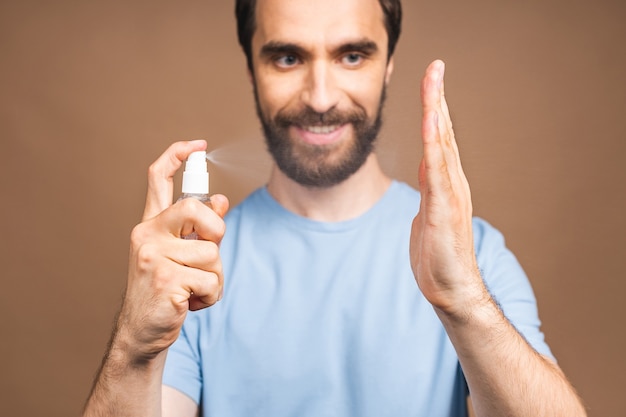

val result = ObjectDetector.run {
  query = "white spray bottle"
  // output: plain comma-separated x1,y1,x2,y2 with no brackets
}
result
179,150,211,239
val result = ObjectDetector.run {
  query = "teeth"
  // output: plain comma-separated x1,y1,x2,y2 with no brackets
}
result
304,125,339,134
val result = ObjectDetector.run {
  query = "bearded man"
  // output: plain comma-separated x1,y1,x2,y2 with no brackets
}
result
83,1,586,416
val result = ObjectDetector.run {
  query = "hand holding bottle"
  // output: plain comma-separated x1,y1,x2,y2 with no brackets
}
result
120,140,229,363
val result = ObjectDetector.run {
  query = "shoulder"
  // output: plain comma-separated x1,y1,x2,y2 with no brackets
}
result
472,217,506,253
471,217,516,272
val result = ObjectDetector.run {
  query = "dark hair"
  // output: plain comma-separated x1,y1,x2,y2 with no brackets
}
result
235,0,402,71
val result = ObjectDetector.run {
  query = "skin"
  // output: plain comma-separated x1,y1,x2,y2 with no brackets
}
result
414,62,586,416
252,0,394,220
82,0,587,416
83,139,228,417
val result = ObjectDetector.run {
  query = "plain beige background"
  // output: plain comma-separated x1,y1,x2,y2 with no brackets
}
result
1,1,624,416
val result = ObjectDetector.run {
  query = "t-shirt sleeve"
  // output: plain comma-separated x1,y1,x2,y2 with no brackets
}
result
473,218,555,361
162,316,203,404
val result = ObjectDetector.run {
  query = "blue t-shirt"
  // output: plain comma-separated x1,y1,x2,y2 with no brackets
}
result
163,181,552,416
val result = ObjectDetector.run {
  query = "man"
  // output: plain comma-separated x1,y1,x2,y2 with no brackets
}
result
83,0,587,415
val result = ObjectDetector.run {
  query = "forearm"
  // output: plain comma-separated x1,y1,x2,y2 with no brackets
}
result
83,141,225,417
437,293,586,417
83,331,166,417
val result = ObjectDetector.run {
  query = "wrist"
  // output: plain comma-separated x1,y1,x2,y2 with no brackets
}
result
432,273,494,325
109,322,169,370
84,327,167,417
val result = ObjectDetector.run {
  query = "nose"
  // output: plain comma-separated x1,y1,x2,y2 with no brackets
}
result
300,60,340,114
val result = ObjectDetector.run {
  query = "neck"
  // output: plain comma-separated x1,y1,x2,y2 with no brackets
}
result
266,153,392,222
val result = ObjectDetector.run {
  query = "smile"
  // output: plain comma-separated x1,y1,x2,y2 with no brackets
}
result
302,124,341,134
293,123,349,146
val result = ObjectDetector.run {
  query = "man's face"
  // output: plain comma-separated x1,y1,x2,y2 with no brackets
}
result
250,0,393,187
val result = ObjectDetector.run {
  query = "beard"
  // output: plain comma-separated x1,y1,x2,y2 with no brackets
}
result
254,86,386,188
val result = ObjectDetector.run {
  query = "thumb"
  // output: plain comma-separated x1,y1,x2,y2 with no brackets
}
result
143,140,207,221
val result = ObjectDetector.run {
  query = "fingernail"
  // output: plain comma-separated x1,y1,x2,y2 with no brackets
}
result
189,139,207,148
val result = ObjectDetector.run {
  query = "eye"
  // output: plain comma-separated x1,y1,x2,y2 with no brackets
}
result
342,53,364,67
275,54,300,68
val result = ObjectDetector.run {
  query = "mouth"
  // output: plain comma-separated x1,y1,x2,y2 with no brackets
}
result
294,123,348,146
302,124,341,134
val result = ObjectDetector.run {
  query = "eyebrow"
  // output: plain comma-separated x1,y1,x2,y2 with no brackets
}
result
259,38,380,60
260,41,310,60
336,39,379,56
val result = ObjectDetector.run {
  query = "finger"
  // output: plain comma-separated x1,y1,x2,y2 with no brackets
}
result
143,140,207,221
421,108,451,196
436,68,472,199
163,198,226,243
165,238,223,273
167,261,222,311
423,60,453,142
437,65,453,133
170,195,229,239
437,68,466,180
423,61,457,168
209,194,230,218
421,60,445,119
181,259,223,310
421,61,449,176
421,61,467,193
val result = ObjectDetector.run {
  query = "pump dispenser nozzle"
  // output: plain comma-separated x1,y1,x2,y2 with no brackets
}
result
179,151,211,240
182,151,209,195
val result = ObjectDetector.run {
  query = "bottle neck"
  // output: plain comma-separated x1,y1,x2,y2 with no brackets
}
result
179,193,211,204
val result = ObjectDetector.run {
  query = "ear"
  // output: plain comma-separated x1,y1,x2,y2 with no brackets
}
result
384,57,395,86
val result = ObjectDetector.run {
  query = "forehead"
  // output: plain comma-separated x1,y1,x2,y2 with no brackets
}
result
253,0,388,51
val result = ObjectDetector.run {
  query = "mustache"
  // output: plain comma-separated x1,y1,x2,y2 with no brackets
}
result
273,106,367,128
